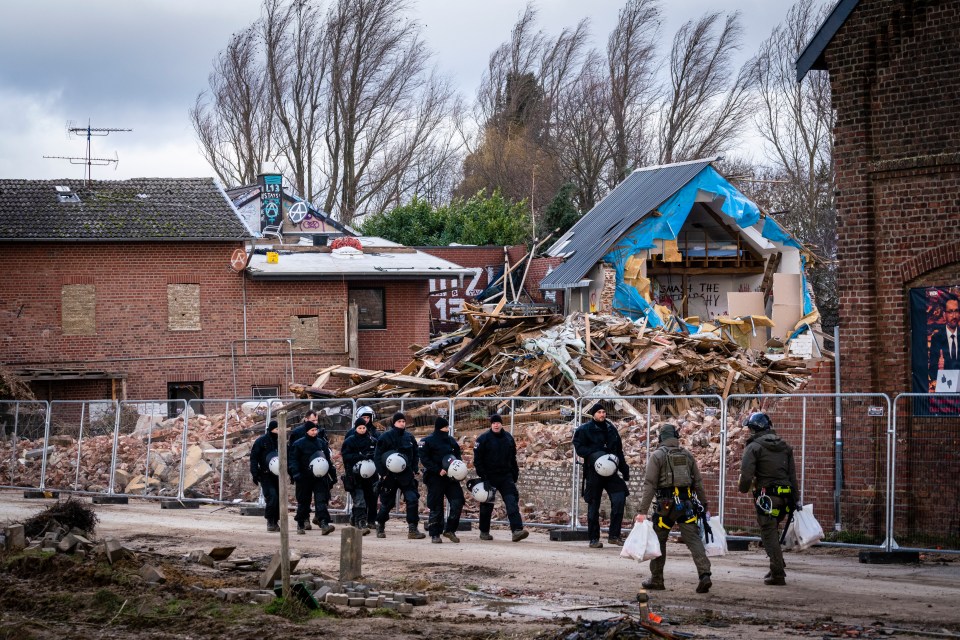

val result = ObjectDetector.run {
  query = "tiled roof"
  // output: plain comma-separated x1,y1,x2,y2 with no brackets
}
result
0,178,252,241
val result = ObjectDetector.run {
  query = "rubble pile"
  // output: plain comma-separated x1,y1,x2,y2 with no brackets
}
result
292,305,815,402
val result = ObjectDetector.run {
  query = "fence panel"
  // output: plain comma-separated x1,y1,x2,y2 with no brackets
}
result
453,396,578,529
42,400,121,493
724,393,890,547
112,400,188,499
0,401,49,490
891,393,960,553
577,395,724,534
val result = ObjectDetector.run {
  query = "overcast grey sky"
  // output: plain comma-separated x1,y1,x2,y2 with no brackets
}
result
0,0,801,182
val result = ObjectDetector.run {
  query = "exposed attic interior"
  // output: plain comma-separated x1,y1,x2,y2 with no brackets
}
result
646,202,766,275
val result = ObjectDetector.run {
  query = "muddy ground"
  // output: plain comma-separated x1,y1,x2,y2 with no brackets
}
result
1,491,959,640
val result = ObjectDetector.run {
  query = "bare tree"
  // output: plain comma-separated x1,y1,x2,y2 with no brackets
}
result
190,26,273,187
750,0,836,328
658,12,754,164
262,0,327,202
606,0,660,183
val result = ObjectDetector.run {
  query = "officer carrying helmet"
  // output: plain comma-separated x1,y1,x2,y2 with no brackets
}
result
635,423,712,594
738,411,798,586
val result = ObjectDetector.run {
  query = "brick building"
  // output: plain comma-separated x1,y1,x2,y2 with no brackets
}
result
0,178,469,403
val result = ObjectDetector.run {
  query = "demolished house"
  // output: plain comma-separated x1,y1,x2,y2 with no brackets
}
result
540,158,821,358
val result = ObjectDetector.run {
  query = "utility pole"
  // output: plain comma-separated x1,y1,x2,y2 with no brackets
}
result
43,119,131,184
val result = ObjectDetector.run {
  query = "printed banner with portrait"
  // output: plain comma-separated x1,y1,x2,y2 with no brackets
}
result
910,286,960,413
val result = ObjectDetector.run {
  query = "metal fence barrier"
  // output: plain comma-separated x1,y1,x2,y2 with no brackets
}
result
0,400,49,491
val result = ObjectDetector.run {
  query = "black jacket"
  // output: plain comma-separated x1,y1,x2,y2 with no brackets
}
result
342,431,378,474
250,430,278,482
345,422,379,440
573,418,630,480
374,426,419,476
473,429,519,481
289,433,337,483
738,430,798,494
419,428,463,480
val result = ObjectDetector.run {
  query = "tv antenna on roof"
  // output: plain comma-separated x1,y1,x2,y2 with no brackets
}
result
43,119,132,185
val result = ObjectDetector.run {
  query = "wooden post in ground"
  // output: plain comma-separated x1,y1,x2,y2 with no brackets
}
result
277,410,291,601
339,526,363,581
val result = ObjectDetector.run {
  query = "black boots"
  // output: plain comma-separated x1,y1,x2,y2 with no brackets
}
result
696,573,713,593
357,520,370,536
641,578,665,590
320,521,335,535
588,540,604,549
607,536,624,546
266,522,279,532
408,524,426,539
479,532,493,541
764,575,786,586
512,529,529,542
376,522,386,538
442,531,461,543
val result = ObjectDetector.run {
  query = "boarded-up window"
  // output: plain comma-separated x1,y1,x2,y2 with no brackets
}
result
290,315,320,349
62,284,96,335
167,284,201,331
349,288,386,329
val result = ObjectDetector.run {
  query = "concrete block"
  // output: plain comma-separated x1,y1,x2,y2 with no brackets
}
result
251,592,275,603
549,529,591,542
4,525,26,552
103,538,127,564
259,550,302,590
160,499,200,509
240,506,265,517
182,445,214,490
92,495,128,505
325,593,349,605
381,600,399,610
859,550,920,564
208,546,235,560
364,598,379,608
347,597,365,607
313,586,332,602
339,526,363,582
125,475,161,493
57,534,80,554
140,564,166,584
456,521,473,531
198,553,215,567
23,490,59,499
405,594,428,606
398,602,413,614
331,513,352,524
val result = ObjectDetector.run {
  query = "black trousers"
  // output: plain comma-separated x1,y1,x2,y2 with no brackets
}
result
376,473,420,525
425,474,465,537
583,473,628,541
294,476,331,525
349,475,377,526
260,475,280,525
478,475,523,532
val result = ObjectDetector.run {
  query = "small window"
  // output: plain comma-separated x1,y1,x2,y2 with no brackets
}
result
349,288,386,329
62,284,96,335
168,382,203,417
168,284,201,331
252,385,279,399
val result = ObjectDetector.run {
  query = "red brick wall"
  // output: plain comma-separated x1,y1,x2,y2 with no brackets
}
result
822,0,960,397
2,242,431,400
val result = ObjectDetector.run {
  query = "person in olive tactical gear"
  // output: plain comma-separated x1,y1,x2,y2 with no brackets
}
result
573,402,630,548
288,422,337,535
473,414,529,542
373,412,426,539
636,424,712,594
738,412,798,586
249,420,281,532
341,417,378,535
419,417,466,543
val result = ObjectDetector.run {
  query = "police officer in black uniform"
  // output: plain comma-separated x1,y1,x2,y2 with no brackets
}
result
341,417,378,535
419,416,466,543
738,412,798,586
373,412,426,539
346,406,378,439
473,414,529,542
573,402,630,548
249,420,280,532
636,424,712,594
288,422,337,535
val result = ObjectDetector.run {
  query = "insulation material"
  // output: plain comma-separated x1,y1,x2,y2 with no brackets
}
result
727,292,768,350
662,239,682,262
772,304,803,340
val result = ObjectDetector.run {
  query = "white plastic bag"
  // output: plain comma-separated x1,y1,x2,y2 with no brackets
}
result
620,520,662,562
786,503,824,550
704,519,728,557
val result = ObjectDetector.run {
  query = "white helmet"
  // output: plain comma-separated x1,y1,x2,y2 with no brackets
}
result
310,455,330,478
469,480,496,503
354,459,377,479
384,452,408,473
592,453,619,477
267,453,281,477
447,459,468,481
355,405,375,421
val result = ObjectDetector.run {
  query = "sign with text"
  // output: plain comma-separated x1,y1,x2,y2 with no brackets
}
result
259,174,283,232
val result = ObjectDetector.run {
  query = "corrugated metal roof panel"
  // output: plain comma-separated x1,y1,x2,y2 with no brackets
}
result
540,158,715,289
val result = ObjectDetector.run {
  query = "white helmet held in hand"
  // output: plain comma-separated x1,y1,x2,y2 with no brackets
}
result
384,451,408,473
447,459,468,481
310,455,330,478
267,453,281,476
468,479,496,503
592,453,619,477
354,459,377,479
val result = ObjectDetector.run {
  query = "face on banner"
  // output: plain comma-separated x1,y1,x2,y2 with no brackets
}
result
910,287,960,409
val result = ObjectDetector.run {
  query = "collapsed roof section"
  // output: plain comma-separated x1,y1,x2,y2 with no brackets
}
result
542,159,818,350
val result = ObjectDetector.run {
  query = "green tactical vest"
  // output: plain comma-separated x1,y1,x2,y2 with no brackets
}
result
658,447,693,489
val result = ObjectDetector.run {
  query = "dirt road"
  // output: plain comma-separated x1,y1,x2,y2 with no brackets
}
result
1,491,958,639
